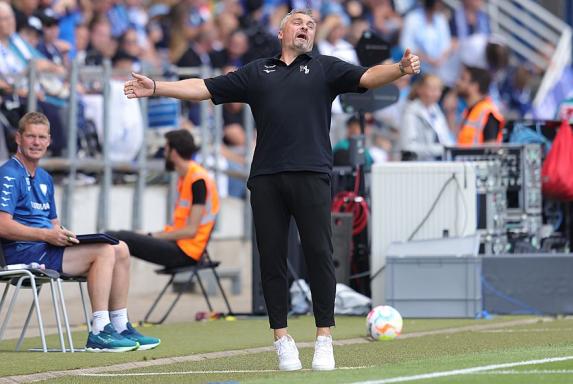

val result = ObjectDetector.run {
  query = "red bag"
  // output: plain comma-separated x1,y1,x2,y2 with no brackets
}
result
541,120,573,200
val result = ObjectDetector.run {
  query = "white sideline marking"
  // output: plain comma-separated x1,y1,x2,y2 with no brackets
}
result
475,370,573,375
479,328,573,333
80,366,370,377
352,356,573,384
0,318,552,384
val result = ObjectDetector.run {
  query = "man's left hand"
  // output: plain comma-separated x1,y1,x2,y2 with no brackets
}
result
401,48,421,75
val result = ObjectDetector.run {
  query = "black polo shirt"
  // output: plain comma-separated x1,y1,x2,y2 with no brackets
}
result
204,53,367,178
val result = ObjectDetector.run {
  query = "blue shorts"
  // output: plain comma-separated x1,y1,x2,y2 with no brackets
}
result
3,242,65,272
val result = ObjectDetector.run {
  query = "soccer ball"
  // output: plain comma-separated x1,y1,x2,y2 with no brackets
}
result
366,305,403,340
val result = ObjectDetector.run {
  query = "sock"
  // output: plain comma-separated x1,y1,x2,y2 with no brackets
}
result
91,311,110,334
110,308,129,333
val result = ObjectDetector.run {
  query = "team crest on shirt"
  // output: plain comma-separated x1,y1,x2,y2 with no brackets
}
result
299,65,310,74
40,184,48,196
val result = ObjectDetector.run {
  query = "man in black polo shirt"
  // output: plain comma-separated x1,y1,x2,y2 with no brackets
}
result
124,8,420,371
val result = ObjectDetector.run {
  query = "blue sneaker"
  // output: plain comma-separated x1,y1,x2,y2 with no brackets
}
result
120,323,161,350
86,323,139,352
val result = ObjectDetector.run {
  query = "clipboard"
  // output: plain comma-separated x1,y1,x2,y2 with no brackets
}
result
76,233,120,245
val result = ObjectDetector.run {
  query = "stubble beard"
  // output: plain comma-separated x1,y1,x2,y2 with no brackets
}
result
293,39,312,54
165,158,175,172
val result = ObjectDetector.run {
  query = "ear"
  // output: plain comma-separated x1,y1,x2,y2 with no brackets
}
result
14,131,21,147
278,29,283,42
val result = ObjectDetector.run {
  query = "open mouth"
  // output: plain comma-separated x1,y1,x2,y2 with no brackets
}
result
296,33,308,41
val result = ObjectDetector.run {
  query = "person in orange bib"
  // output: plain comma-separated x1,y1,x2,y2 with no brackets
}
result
107,129,219,268
456,65,505,145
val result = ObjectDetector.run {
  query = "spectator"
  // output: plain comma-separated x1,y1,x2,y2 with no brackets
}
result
166,3,193,64
369,129,392,163
333,115,374,167
216,29,250,67
317,14,358,64
240,0,280,60
367,0,402,45
105,50,144,162
0,2,67,155
456,65,504,145
96,0,129,39
400,0,453,84
36,9,70,69
400,74,453,160
47,0,84,58
214,11,241,48
485,40,533,119
18,15,43,48
317,14,358,140
73,22,89,63
84,16,116,65
449,0,491,85
11,0,39,33
125,0,148,46
118,27,143,72
449,0,490,41
346,17,369,47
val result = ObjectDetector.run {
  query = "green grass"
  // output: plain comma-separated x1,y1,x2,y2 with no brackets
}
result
4,315,573,383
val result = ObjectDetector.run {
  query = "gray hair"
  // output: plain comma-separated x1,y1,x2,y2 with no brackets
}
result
279,8,314,30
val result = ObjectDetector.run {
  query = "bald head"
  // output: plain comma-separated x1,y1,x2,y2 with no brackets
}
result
0,2,16,40
0,2,13,16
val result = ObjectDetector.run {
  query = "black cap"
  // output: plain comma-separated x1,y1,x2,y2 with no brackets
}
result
25,16,43,34
36,9,60,27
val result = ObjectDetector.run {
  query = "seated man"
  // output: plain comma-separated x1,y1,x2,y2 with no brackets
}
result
107,129,219,268
0,112,159,352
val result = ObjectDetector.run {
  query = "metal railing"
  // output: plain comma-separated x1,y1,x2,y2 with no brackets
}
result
9,59,252,237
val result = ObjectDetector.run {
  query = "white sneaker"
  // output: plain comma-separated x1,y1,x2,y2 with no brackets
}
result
274,335,302,371
312,335,335,371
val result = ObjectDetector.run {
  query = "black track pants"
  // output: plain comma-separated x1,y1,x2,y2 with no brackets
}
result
106,230,196,268
248,172,336,329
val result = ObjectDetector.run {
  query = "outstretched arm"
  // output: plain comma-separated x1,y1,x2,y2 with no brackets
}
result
124,73,212,102
359,48,421,89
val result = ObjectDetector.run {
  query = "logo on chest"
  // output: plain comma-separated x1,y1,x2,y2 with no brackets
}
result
263,64,276,74
299,65,310,74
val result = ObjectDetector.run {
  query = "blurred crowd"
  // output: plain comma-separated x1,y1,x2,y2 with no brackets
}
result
0,0,568,197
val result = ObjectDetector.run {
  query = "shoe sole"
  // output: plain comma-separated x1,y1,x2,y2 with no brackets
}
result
312,364,336,371
85,345,139,352
137,341,161,351
279,361,302,371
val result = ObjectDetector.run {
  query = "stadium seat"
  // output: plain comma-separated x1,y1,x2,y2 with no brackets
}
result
143,249,233,324
0,245,74,352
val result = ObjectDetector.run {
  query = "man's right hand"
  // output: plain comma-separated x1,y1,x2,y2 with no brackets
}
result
124,73,155,99
45,226,80,247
